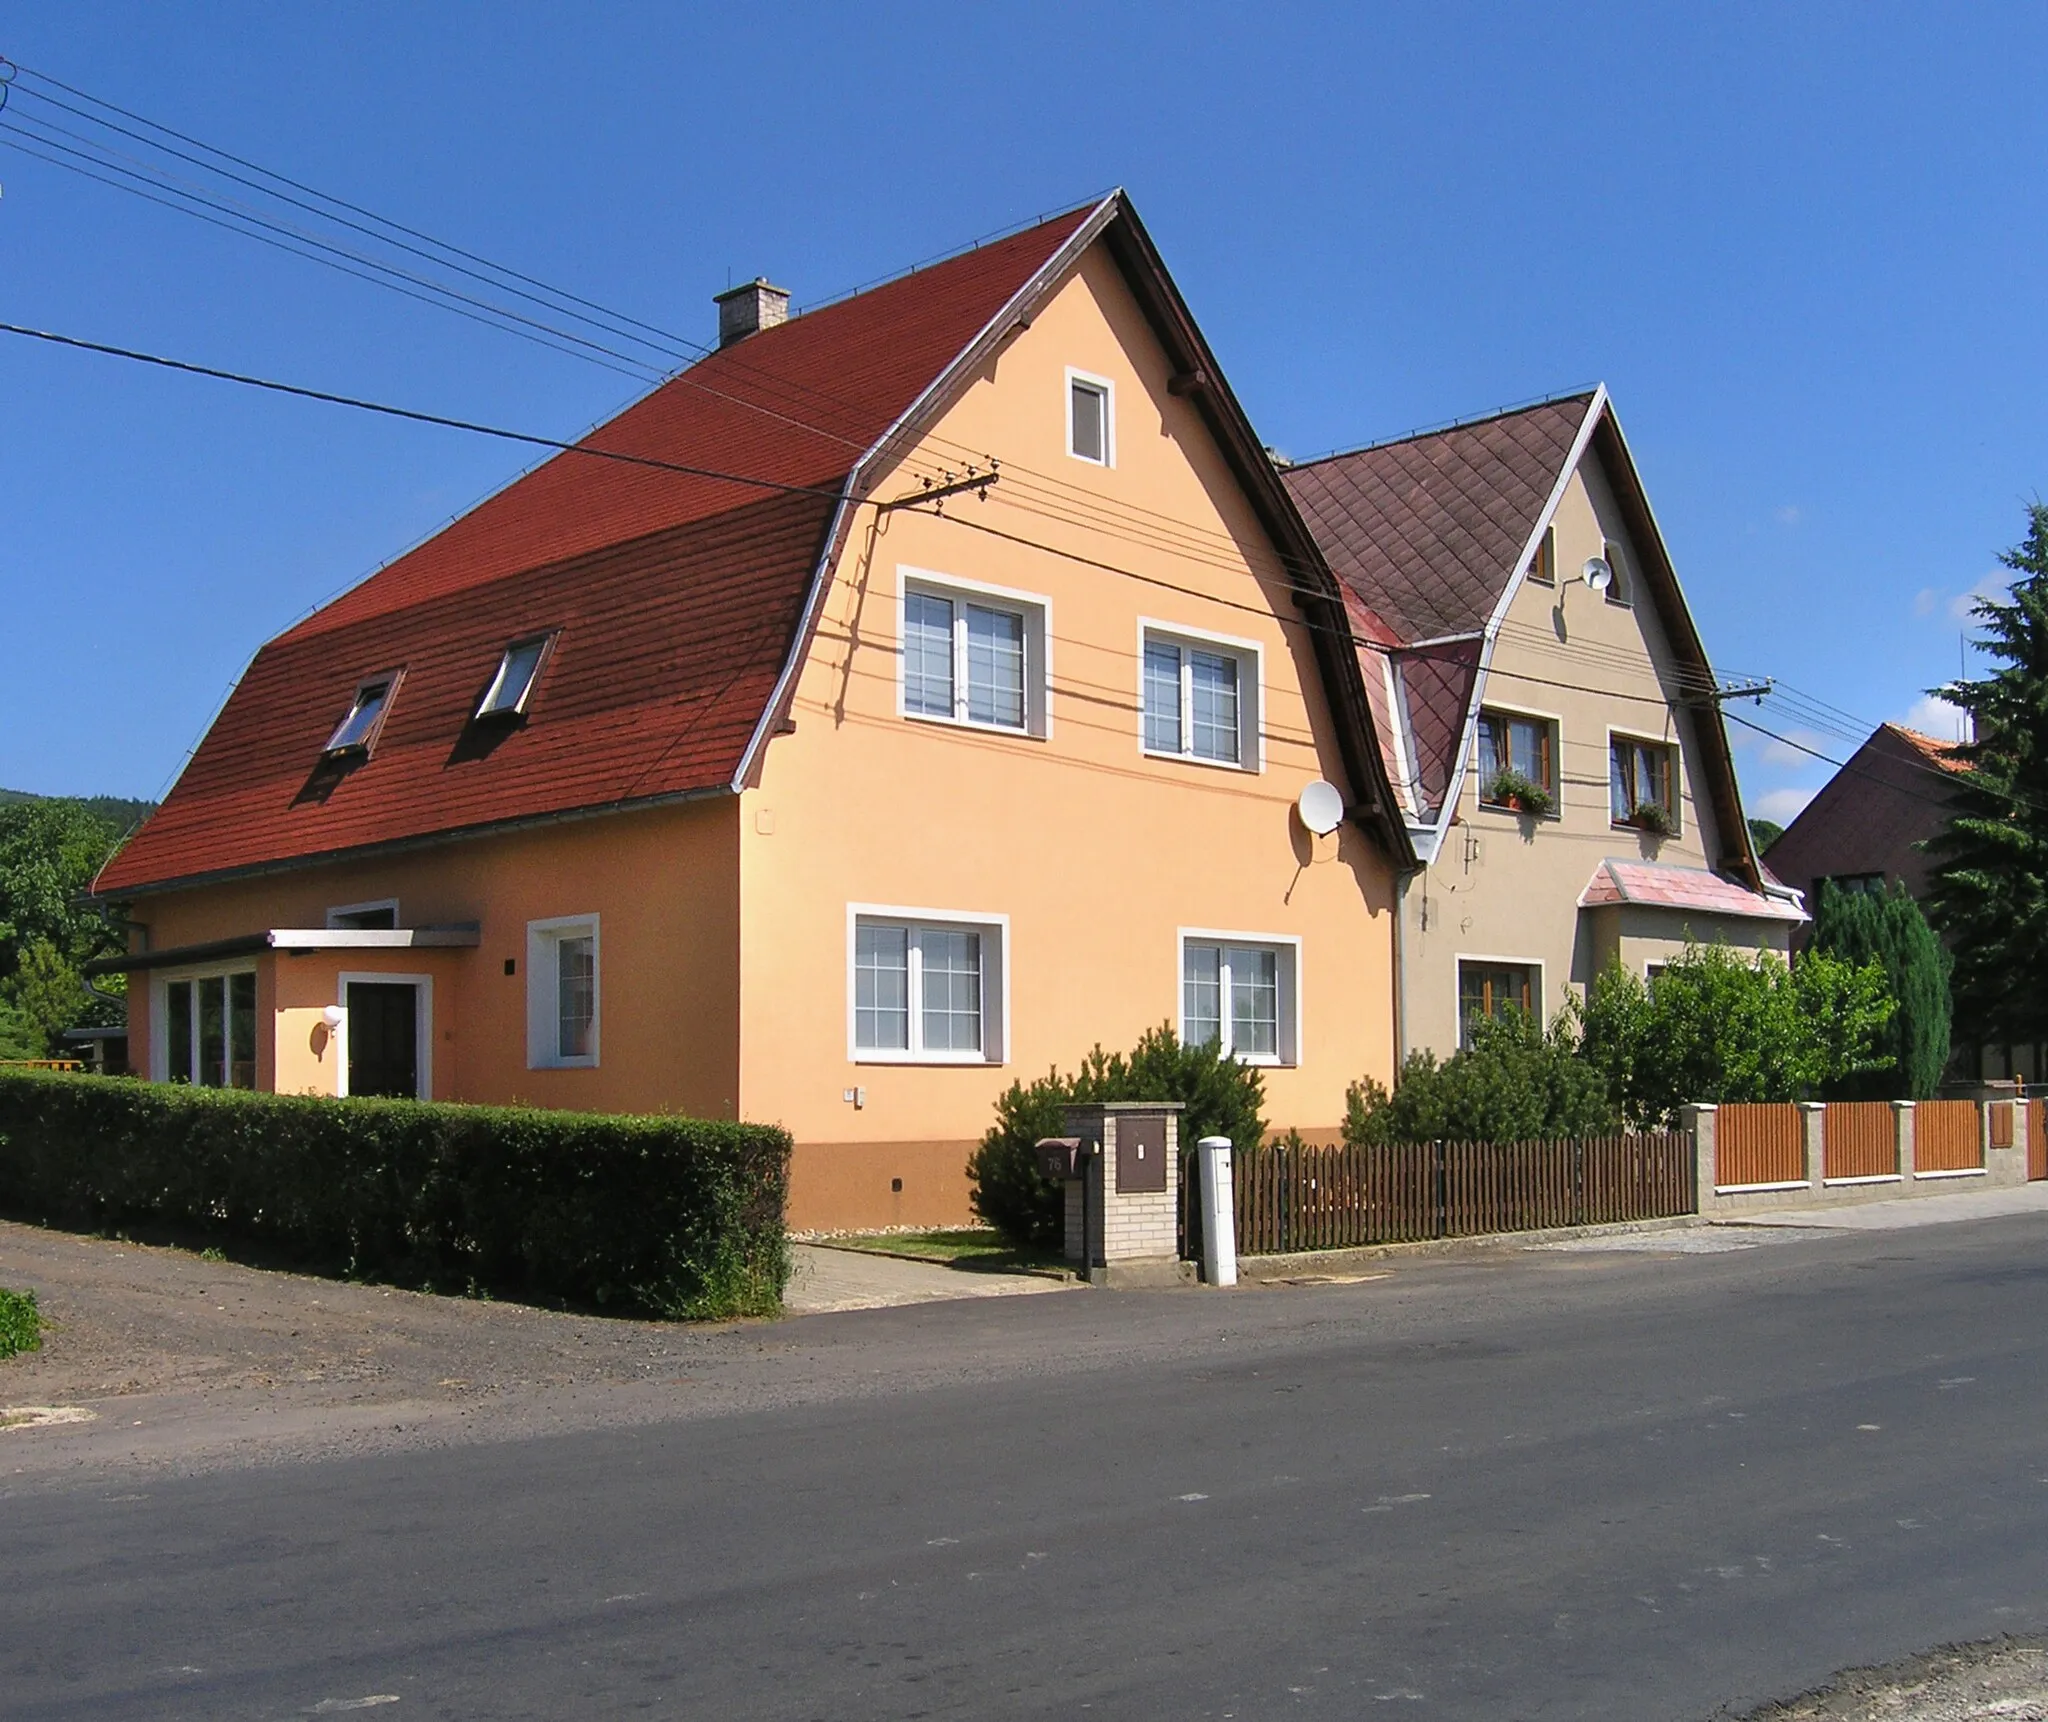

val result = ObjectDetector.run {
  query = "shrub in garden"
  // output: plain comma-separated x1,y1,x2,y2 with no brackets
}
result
1344,1007,1616,1145
0,1069,790,1319
968,1025,1266,1249
1572,942,1894,1128
0,1286,39,1358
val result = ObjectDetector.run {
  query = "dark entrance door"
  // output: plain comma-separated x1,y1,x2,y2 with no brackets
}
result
346,982,418,1099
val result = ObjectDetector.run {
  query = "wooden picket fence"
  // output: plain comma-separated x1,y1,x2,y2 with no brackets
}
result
1823,1101,1898,1180
1194,1135,1695,1258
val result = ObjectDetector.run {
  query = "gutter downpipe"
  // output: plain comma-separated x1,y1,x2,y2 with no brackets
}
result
1392,867,1414,1074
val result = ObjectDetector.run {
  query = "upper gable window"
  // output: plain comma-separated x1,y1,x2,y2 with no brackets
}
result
900,573,1050,738
1528,525,1556,586
324,672,401,756
1067,369,1114,467
1603,539,1631,606
476,633,556,721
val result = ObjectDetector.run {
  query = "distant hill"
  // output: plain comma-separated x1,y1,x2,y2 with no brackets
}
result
0,788,156,831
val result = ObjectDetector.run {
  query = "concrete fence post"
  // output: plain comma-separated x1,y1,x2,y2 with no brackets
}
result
1801,1102,1827,1191
1195,1136,1237,1287
1681,1104,1717,1214
1893,1099,1915,1180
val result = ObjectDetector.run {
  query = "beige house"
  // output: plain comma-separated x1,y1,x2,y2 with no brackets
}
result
1282,389,1803,1059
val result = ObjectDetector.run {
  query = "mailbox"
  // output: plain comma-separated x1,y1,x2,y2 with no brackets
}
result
1035,1136,1087,1181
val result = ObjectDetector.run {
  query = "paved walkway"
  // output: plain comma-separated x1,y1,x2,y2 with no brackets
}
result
782,1244,1074,1315
1716,1181,2048,1231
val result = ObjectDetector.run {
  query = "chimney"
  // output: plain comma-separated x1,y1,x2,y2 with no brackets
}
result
713,277,790,348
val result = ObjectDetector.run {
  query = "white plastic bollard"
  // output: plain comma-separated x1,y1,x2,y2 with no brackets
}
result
1196,1135,1237,1287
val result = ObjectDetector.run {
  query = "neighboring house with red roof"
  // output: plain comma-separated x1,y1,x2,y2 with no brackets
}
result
90,192,1411,1229
1760,723,2037,1084
1282,389,1802,1060
1762,723,1966,908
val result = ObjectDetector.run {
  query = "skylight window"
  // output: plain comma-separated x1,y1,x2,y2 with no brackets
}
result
476,633,555,720
323,672,401,756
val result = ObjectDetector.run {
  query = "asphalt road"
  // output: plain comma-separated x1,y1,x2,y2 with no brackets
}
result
8,1217,2048,1720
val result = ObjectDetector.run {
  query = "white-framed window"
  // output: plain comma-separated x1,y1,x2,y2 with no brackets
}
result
326,899,399,930
1140,622,1262,770
476,632,557,720
154,967,258,1088
1066,367,1114,467
1179,931,1300,1065
324,669,402,756
527,915,600,1069
898,570,1050,738
848,905,1008,1065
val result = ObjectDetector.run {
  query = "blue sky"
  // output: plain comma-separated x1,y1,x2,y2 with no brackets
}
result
3,3,2042,824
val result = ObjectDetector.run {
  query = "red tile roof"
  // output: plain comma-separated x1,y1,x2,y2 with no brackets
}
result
98,209,1094,895
1578,859,1805,922
1889,723,1968,773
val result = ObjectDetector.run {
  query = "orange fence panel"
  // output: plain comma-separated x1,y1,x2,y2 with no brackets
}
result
1989,1101,2015,1150
1715,1104,1804,1189
1824,1102,1898,1180
1913,1100,1983,1174
2030,1102,2048,1181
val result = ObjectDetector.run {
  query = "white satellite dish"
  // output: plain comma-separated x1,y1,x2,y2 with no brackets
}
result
1296,779,1344,836
1581,556,1614,592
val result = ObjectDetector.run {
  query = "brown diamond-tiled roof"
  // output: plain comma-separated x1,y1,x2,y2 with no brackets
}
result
1282,394,1595,642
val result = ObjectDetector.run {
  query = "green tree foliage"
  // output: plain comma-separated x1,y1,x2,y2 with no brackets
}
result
1573,944,1895,1128
1343,1008,1616,1145
0,800,131,1054
1925,502,2048,1049
1748,817,1785,852
968,1025,1267,1249
1808,881,1952,1098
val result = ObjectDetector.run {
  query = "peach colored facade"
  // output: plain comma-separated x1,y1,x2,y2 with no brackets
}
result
121,244,1399,1231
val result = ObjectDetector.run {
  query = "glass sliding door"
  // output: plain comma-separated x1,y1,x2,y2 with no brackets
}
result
160,971,257,1088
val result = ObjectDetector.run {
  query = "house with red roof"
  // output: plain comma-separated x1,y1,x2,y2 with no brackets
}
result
90,193,1411,1229
1281,389,1802,1060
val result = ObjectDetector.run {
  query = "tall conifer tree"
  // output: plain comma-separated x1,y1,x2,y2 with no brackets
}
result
1925,502,2048,1050
1809,880,1951,1097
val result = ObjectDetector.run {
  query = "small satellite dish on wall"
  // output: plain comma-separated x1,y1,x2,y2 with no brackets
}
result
1581,556,1614,592
1296,779,1344,836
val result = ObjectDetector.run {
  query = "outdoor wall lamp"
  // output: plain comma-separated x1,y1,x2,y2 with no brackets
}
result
322,1005,346,1030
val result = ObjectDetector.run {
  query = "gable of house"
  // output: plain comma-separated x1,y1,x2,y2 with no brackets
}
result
1763,723,1965,906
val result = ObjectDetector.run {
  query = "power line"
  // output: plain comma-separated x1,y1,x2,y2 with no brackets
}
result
0,322,839,499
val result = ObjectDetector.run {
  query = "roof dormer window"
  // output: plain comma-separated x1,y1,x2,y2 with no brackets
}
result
323,671,401,756
476,633,556,721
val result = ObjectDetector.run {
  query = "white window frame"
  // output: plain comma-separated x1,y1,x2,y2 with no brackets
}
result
150,961,261,1087
475,631,558,721
1177,928,1301,1067
335,970,435,1100
846,903,1009,1066
1455,953,1546,1046
1065,366,1115,467
1138,619,1264,772
897,568,1053,740
326,898,400,930
527,914,601,1070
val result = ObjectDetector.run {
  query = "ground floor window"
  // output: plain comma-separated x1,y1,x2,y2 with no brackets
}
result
1180,935,1298,1064
527,916,601,1069
1457,959,1538,1041
162,971,257,1087
851,910,1006,1063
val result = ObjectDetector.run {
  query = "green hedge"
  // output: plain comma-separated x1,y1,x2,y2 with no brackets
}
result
0,1287,39,1357
0,1070,790,1320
